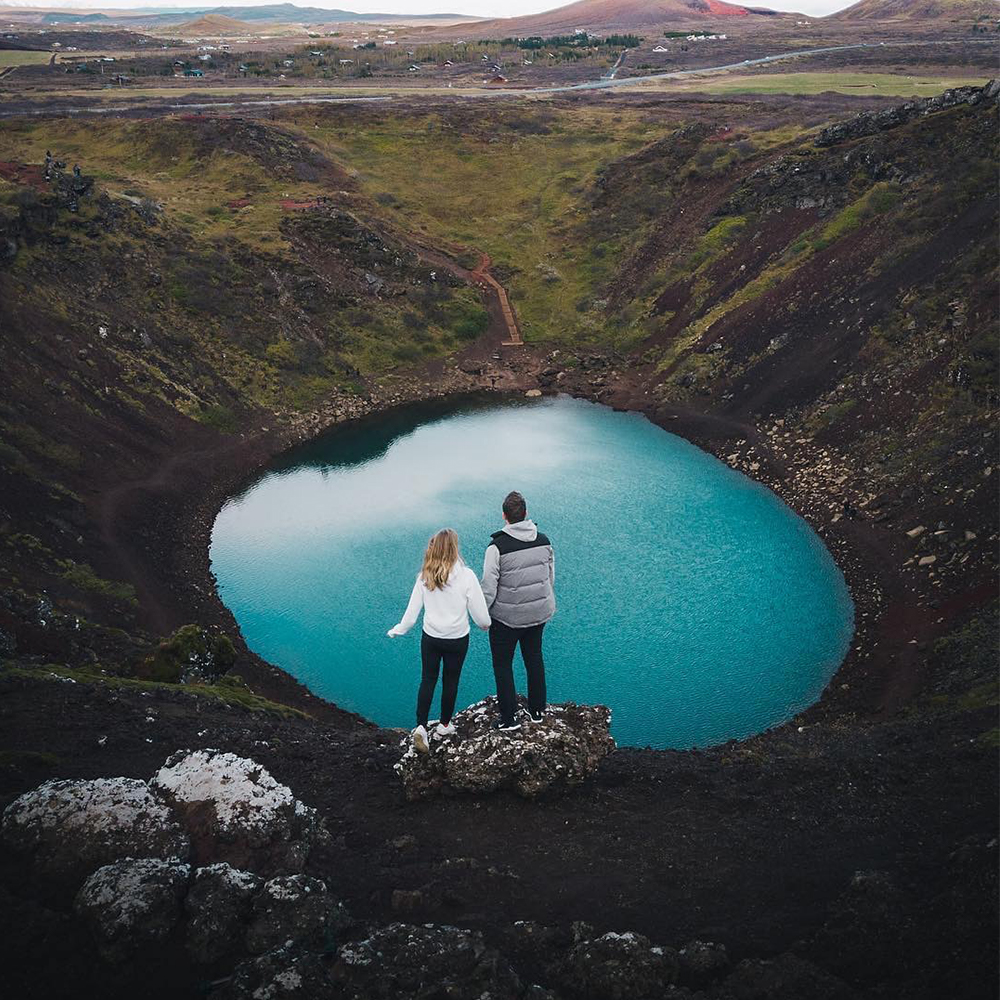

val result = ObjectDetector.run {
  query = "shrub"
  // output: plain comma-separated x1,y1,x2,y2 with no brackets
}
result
138,625,236,683
195,404,240,433
265,339,299,368
59,561,137,606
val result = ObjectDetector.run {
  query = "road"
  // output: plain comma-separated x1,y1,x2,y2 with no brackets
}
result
0,38,994,118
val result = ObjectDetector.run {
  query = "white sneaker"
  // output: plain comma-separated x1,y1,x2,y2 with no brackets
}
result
412,725,430,754
435,722,456,737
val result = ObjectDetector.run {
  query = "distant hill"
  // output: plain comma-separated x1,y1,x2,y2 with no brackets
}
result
14,5,481,29
830,0,1000,18
41,12,112,22
184,3,478,22
474,0,780,35
174,12,255,34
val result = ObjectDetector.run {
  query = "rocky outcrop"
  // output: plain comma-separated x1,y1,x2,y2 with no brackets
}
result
74,858,191,963
3,751,323,883
550,930,679,1000
151,749,321,871
184,863,262,964
246,874,346,955
394,699,615,800
3,752,349,974
815,81,998,147
331,922,523,999
218,945,331,1000
1,777,189,879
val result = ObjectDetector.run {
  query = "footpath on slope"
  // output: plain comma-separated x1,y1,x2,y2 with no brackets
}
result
406,234,523,347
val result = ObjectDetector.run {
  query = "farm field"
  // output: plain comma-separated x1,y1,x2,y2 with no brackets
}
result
662,69,992,95
0,50,52,66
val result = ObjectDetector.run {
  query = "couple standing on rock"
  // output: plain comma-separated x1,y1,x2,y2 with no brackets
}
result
387,490,556,754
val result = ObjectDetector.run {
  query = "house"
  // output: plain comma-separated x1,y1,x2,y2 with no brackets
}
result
443,59,453,67
198,54,211,61
652,45,668,53
489,73,506,84
408,64,420,72
183,68,204,77
282,59,294,67
383,39,397,46
339,58,353,65
309,50,323,56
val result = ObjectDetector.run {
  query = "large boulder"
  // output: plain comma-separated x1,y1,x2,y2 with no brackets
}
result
1,777,189,879
185,862,262,964
332,922,522,999
217,945,331,1000
550,930,679,1000
395,699,615,800
246,874,345,955
74,858,191,963
151,749,320,872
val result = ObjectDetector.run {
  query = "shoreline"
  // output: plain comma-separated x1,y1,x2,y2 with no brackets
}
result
102,342,951,744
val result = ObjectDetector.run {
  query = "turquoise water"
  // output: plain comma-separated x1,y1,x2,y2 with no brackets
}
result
211,396,854,749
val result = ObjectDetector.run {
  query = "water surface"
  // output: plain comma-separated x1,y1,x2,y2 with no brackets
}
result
211,396,853,748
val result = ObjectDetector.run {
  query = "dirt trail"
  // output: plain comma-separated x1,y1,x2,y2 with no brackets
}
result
469,250,522,345
407,234,523,347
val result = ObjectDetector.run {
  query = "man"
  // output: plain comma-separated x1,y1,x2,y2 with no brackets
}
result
481,490,555,731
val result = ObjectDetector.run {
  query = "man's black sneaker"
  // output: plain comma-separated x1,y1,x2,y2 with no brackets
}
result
494,719,521,732
527,710,545,723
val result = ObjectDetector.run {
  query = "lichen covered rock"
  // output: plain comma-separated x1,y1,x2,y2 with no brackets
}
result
151,749,319,871
333,922,522,999
185,863,261,964
395,698,615,800
246,874,344,955
217,945,331,1000
551,930,679,1000
1,777,189,878
74,858,191,962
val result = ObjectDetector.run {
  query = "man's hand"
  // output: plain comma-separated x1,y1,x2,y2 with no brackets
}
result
387,626,404,638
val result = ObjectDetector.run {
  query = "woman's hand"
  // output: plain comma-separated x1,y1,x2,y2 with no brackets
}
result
387,626,404,638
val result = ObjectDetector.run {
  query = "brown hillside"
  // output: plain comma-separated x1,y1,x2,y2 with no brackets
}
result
475,0,777,34
831,0,1000,18
175,13,256,35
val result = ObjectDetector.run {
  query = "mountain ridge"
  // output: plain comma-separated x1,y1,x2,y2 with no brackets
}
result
830,0,1000,18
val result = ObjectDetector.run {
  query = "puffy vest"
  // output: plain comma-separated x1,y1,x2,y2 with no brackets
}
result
488,529,555,628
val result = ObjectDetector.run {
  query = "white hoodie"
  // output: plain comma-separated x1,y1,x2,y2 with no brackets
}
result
389,561,492,640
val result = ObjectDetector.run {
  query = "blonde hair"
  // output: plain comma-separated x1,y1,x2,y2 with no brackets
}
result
421,528,461,591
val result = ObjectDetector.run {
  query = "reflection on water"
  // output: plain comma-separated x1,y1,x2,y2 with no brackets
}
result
212,396,854,749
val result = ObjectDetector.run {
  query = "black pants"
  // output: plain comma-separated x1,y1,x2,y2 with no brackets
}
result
417,632,469,728
489,621,546,725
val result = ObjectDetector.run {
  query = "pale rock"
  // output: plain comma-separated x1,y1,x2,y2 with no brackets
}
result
1,777,188,879
395,698,615,800
75,857,191,962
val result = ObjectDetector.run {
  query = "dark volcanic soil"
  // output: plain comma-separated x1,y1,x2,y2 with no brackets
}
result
0,86,997,1000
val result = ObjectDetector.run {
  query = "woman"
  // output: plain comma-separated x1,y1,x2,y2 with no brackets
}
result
388,528,491,753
